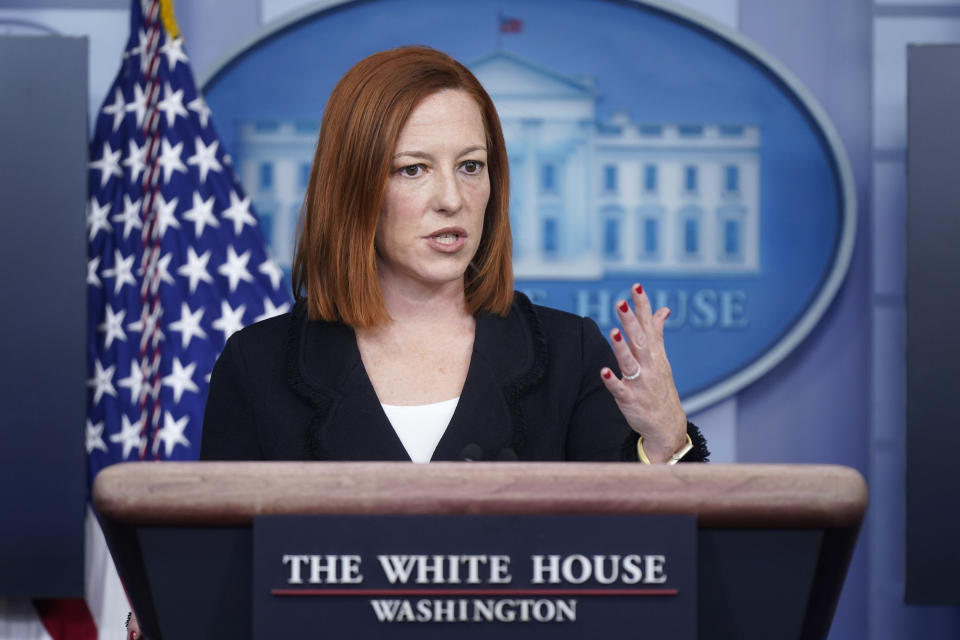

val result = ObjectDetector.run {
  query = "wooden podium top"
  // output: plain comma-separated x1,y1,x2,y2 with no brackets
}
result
93,462,866,529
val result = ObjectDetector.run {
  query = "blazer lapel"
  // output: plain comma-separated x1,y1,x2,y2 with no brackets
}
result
288,302,409,461
432,294,546,461
287,293,546,462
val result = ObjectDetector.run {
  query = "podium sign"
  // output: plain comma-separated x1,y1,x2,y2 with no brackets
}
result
253,514,696,638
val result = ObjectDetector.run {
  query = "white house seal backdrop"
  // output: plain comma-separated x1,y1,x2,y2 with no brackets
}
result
201,0,855,412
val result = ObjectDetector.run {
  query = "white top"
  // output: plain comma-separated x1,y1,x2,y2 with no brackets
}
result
381,397,460,463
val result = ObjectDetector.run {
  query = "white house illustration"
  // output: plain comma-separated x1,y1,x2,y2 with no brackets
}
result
237,51,761,277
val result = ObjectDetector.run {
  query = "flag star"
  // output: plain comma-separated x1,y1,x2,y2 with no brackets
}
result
156,252,175,284
85,419,108,454
177,246,214,293
126,83,148,127
143,251,176,295
182,191,219,238
138,248,166,295
153,411,190,457
101,88,127,132
102,249,136,295
217,245,254,292
157,138,187,183
87,359,117,406
110,414,147,459
157,82,188,127
86,197,112,241
160,35,189,71
222,191,256,236
117,359,147,404
112,194,143,240
255,297,291,323
87,256,102,288
129,27,152,74
98,305,127,349
152,193,180,239
125,26,146,60
187,94,211,129
169,302,208,348
187,138,222,183
123,138,147,183
162,357,200,404
258,258,283,290
89,142,123,188
212,299,246,340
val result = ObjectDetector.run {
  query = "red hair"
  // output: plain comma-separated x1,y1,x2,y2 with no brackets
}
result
292,46,513,327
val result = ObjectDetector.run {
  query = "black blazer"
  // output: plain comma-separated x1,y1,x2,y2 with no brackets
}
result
200,292,708,462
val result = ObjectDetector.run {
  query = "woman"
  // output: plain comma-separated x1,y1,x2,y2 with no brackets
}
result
200,46,707,464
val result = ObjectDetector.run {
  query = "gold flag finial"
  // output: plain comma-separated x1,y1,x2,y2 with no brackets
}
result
159,0,181,39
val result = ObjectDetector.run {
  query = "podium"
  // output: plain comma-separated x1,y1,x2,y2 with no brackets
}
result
94,462,866,639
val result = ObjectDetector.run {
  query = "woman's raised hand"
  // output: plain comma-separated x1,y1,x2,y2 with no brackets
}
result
600,284,688,463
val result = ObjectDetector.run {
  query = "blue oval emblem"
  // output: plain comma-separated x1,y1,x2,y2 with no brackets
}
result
202,0,855,412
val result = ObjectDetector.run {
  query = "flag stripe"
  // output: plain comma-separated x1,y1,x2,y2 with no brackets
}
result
34,599,97,640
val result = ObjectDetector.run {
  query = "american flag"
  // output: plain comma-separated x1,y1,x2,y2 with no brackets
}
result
85,0,290,484
73,1,291,635
498,13,524,34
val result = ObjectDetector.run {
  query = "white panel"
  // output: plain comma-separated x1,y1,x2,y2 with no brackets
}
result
687,396,737,462
0,9,129,130
261,0,315,24
872,305,906,446
872,160,906,296
876,0,960,5
258,0,739,33
874,17,960,149
867,447,908,640
0,599,52,640
672,0,739,28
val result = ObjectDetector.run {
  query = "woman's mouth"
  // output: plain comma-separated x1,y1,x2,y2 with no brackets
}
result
426,228,468,251
433,232,461,245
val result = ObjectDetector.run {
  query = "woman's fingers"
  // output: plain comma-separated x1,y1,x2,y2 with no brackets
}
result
615,299,646,358
609,327,641,379
600,366,629,402
617,283,660,361
630,283,655,332
602,285,687,459
615,297,643,338
653,306,670,336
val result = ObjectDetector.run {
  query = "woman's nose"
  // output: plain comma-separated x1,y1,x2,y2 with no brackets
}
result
433,170,463,214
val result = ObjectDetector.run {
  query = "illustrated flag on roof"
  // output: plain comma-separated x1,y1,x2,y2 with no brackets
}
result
86,0,291,482
498,13,524,34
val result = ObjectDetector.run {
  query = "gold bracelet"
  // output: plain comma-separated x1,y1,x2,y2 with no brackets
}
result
637,433,693,465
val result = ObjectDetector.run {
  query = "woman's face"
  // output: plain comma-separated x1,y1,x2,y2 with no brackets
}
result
375,89,490,295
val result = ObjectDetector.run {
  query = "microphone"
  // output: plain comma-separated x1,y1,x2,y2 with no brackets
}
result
460,443,483,461
458,444,519,461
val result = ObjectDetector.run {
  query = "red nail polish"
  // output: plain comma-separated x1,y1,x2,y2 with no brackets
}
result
613,330,622,342
602,370,612,379
634,283,643,295
618,301,629,313
665,308,671,319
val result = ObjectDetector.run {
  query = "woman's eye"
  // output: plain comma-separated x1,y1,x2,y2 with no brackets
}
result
461,160,484,175
398,164,425,177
